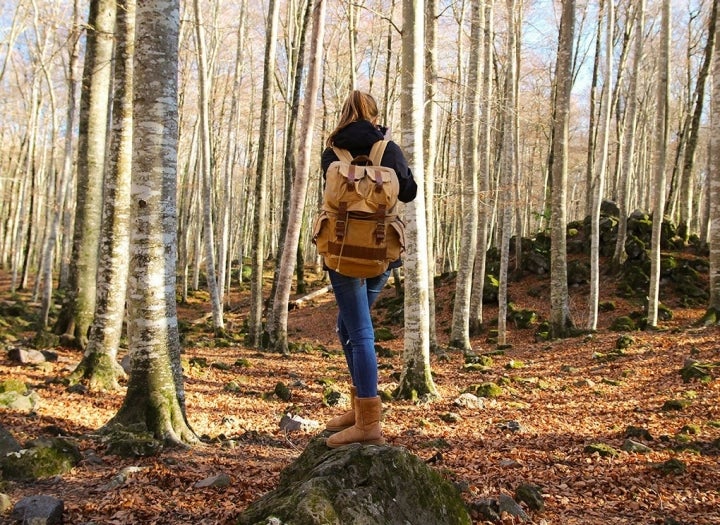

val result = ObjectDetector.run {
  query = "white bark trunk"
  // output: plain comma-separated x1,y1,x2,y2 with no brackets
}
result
648,0,671,327
397,0,439,400
588,0,614,330
271,0,326,354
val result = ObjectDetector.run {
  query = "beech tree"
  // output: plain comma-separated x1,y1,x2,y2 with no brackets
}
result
496,0,520,347
395,0,439,401
193,0,224,333
269,0,326,355
37,0,82,329
424,0,440,350
54,0,116,349
588,0,614,331
105,0,197,445
469,0,494,335
248,0,281,347
647,0,671,328
449,0,481,351
68,0,135,390
702,0,720,325
675,0,717,241
549,0,576,338
611,0,645,272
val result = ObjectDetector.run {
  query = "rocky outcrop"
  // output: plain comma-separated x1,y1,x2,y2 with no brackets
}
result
238,436,471,525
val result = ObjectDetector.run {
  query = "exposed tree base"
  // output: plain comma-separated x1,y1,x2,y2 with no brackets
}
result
104,390,198,447
447,338,472,352
394,362,440,402
698,307,720,326
468,320,485,337
53,305,90,350
549,319,579,339
67,352,126,391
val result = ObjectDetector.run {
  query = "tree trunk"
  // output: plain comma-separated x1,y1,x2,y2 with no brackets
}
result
549,0,575,338
270,0,325,355
584,0,603,218
396,0,439,402
193,0,224,334
702,0,720,325
611,0,645,273
647,0,671,328
219,0,248,304
677,0,717,241
39,0,82,329
55,0,116,349
68,0,135,391
470,0,494,335
106,0,197,446
588,0,613,331
497,0,519,348
249,0,281,347
449,0,481,351
268,0,312,332
424,0,440,352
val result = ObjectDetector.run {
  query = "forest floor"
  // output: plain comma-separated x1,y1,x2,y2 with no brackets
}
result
0,259,719,525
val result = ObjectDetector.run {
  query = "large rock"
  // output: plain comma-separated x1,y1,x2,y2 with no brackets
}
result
0,423,21,456
0,390,41,411
11,495,63,525
0,437,82,481
7,347,46,365
238,436,471,525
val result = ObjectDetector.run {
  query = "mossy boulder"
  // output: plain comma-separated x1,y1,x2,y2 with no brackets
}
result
567,259,590,285
584,443,619,458
616,334,634,350
610,316,637,332
0,437,82,481
274,381,292,401
483,274,499,304
0,390,41,411
0,423,21,456
618,263,649,297
624,235,646,260
471,382,503,398
0,378,27,394
627,210,652,239
680,359,716,383
507,304,538,329
662,399,691,411
524,251,550,275
237,437,471,525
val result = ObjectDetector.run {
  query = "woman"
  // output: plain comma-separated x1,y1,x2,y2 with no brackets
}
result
320,91,417,448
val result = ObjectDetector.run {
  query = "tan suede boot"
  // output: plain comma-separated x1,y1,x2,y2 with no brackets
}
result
326,396,384,448
325,386,356,432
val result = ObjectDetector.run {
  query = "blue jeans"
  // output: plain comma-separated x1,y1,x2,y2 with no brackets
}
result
328,269,391,398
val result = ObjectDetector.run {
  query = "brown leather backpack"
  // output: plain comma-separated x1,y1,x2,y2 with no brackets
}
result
313,140,405,278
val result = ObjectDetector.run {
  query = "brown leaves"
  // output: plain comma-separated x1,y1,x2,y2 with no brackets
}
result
1,272,719,524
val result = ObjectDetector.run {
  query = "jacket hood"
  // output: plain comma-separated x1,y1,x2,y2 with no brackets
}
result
332,120,385,150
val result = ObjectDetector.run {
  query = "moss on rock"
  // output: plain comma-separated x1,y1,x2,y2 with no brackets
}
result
0,379,27,394
0,438,81,481
238,437,471,525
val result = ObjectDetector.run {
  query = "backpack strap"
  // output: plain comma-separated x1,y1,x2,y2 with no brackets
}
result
369,140,389,166
332,147,354,164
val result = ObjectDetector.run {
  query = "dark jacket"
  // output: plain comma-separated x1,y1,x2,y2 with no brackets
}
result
321,120,417,203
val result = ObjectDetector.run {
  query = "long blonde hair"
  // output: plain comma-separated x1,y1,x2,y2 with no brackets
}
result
326,90,379,148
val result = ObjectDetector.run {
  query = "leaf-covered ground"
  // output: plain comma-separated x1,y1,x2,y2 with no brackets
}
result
1,265,719,525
